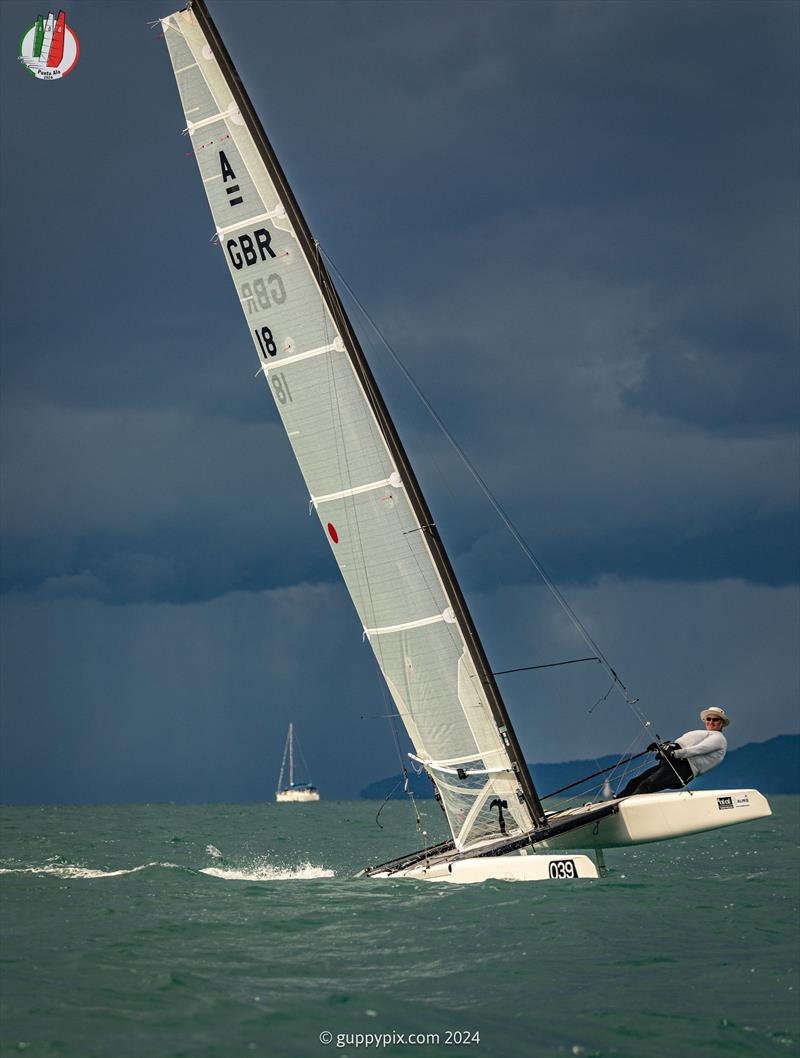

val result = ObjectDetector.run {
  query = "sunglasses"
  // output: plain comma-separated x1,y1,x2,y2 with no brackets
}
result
705,717,723,723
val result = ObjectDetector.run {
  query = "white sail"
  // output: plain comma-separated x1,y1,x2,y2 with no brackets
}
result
162,5,538,850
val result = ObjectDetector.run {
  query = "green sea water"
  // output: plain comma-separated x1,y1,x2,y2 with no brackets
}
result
1,798,797,1058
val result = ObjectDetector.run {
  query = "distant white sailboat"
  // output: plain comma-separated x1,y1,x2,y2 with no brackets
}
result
275,724,320,803
162,1,771,881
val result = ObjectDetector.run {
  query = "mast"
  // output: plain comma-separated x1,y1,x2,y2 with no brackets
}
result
179,0,545,829
276,725,290,793
288,723,294,787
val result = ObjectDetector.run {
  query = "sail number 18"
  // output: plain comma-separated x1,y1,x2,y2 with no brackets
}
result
255,326,277,358
254,326,293,404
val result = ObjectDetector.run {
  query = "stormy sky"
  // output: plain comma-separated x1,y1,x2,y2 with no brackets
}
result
1,0,797,805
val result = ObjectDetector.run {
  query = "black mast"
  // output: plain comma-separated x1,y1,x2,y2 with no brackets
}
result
187,0,545,827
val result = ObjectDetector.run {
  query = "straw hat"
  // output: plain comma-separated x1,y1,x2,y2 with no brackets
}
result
700,706,730,728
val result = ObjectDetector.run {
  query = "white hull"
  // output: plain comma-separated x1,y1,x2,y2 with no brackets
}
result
275,789,320,802
371,852,599,884
540,788,771,850
366,788,771,882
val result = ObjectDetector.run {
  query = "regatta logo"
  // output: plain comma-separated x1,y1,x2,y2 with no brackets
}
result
19,10,79,80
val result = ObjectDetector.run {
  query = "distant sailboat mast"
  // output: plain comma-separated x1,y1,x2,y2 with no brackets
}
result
276,725,291,794
288,723,294,789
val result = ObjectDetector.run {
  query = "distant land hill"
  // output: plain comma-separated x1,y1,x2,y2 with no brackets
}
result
360,734,799,800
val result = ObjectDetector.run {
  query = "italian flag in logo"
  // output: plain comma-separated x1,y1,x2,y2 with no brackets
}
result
19,10,79,80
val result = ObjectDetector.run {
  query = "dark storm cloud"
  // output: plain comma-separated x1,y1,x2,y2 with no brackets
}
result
0,1,797,802
626,306,799,431
1,0,797,604
0,405,328,602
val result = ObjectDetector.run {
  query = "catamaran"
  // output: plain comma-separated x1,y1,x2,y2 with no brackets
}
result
161,1,771,882
275,723,320,803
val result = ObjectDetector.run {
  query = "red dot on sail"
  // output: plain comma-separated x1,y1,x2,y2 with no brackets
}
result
327,523,339,544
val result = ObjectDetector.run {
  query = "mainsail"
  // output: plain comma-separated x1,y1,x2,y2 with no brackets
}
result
162,1,544,850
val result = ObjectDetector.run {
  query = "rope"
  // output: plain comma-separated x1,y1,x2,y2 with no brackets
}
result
651,743,695,796
588,677,617,714
375,776,404,829
293,731,314,786
541,741,694,804
540,750,649,800
493,656,599,676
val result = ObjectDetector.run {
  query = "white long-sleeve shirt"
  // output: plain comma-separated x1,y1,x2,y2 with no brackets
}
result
672,729,727,776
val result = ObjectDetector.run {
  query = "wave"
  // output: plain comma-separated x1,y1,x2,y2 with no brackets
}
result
0,857,334,882
0,861,165,879
200,861,335,881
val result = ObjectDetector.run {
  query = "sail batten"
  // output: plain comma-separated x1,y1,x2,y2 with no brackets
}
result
259,345,341,371
163,0,544,847
216,210,285,235
364,613,451,638
312,477,401,507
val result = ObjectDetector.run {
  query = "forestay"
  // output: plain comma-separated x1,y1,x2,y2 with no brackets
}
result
162,5,537,850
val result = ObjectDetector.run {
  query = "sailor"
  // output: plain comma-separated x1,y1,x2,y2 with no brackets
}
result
619,707,730,796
